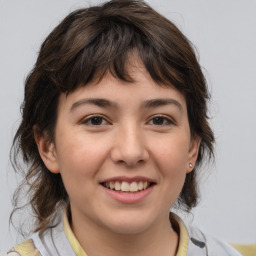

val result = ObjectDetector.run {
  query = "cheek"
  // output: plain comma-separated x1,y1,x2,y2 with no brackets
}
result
55,135,110,202
155,145,188,207
151,135,190,190
152,135,190,170
55,131,112,181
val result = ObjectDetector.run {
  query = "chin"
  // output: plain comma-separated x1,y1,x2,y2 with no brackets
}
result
99,211,156,235
108,222,151,235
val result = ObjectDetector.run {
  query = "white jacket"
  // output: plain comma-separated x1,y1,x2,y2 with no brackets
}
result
7,213,241,256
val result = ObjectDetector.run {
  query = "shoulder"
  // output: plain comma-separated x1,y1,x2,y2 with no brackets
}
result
187,225,242,256
6,213,76,256
7,239,41,256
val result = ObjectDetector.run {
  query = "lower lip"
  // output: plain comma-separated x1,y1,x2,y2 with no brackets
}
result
101,185,154,204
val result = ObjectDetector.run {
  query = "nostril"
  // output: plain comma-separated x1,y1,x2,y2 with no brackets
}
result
110,135,149,166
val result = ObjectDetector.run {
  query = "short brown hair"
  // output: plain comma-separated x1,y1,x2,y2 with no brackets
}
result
11,0,214,234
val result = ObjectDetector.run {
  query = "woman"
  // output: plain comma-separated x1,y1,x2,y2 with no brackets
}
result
8,0,241,255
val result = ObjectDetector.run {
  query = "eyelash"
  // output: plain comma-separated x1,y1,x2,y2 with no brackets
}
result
147,115,175,126
81,115,174,127
81,115,110,126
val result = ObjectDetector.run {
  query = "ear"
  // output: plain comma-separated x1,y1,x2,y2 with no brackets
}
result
33,126,60,174
186,136,201,174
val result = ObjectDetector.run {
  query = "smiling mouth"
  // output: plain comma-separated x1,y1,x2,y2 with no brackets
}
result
101,181,154,193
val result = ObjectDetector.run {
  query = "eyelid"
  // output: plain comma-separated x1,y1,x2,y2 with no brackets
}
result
146,114,176,125
80,114,111,126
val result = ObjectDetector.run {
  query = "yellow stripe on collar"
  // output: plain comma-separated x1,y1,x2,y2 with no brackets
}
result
63,212,88,256
230,243,256,256
170,213,189,256
8,239,40,256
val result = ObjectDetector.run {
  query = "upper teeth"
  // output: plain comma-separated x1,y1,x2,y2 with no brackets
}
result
104,181,150,192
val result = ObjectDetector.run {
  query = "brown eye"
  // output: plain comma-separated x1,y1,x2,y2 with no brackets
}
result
152,117,165,125
90,116,103,125
150,116,173,126
82,116,108,126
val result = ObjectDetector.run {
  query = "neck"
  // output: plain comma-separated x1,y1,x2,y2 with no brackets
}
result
70,211,179,256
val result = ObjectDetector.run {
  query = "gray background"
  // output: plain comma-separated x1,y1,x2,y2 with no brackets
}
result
0,0,256,253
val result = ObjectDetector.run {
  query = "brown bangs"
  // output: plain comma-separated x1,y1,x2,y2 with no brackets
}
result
36,3,191,94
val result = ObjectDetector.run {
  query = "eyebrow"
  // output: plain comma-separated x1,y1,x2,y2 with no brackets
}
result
70,98,183,112
70,98,118,111
142,99,183,112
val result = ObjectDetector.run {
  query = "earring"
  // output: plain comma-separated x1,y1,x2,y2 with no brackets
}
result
189,163,193,168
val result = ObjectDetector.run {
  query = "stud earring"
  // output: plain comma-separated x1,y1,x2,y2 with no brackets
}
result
189,163,193,168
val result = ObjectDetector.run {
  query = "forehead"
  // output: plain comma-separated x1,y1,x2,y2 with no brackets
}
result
58,65,187,113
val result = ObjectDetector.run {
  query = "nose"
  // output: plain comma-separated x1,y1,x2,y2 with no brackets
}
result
110,124,149,167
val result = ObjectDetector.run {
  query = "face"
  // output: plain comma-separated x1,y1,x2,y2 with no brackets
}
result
36,63,200,236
